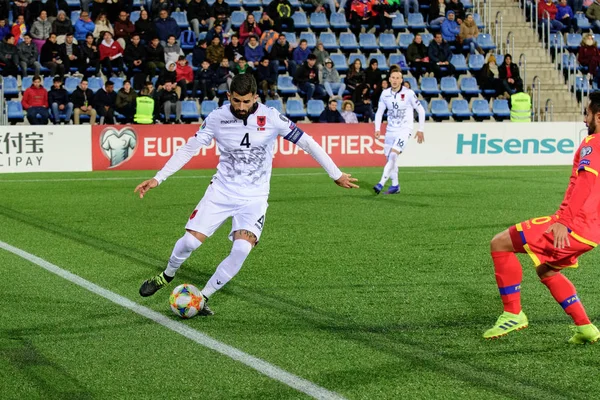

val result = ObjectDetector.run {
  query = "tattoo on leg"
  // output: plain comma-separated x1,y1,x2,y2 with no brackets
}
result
236,230,257,241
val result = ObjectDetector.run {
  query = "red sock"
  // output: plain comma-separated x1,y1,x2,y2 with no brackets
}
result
492,251,523,314
541,273,591,326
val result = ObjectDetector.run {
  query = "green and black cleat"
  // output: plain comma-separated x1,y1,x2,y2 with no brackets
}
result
139,272,169,297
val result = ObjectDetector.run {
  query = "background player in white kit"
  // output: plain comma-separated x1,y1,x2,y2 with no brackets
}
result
373,67,425,195
134,74,359,315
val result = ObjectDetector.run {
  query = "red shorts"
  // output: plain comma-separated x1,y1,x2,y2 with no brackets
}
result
508,215,594,269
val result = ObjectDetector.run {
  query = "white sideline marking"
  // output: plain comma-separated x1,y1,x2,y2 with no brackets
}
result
0,168,569,183
0,240,346,400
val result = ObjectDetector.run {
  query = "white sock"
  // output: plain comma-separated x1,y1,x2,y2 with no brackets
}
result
164,231,202,278
379,152,398,186
202,240,253,298
391,153,400,186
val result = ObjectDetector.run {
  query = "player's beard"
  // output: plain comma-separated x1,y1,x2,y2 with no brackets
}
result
588,119,596,136
230,103,258,121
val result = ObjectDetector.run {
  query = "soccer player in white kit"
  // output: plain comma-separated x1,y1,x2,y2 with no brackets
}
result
135,74,359,315
373,68,425,195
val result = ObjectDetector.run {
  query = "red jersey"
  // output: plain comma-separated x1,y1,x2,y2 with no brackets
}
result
557,134,600,246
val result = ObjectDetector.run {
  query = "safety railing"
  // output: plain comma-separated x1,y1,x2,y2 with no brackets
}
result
540,10,551,52
532,75,541,121
581,80,590,116
495,11,504,54
0,76,6,126
486,0,493,35
545,98,554,121
519,53,527,91
506,31,515,61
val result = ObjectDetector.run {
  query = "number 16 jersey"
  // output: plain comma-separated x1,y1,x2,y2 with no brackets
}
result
191,103,304,199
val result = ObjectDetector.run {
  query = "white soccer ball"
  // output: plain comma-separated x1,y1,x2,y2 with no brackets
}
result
169,284,204,319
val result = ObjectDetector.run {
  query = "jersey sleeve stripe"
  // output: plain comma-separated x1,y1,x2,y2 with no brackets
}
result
576,166,599,176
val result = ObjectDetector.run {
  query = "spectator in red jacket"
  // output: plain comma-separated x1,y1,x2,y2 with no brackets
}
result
578,33,600,82
99,31,125,77
238,14,262,45
538,0,565,32
175,55,194,100
22,75,50,125
350,0,378,35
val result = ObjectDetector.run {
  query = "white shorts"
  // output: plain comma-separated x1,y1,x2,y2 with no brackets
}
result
383,130,412,157
185,184,269,241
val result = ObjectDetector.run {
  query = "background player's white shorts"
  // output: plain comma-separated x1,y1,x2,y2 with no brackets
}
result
383,130,412,156
186,185,268,241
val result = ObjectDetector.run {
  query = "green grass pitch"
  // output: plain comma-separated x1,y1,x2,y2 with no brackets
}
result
1,166,600,399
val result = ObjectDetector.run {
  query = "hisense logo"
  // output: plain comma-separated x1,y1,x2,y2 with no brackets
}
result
456,134,575,155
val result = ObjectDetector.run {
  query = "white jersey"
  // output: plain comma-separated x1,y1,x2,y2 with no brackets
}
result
375,87,425,134
154,103,342,198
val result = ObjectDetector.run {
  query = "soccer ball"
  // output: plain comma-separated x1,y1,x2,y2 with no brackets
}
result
169,284,204,319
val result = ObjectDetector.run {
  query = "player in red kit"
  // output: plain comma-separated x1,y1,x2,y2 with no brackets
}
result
484,93,600,344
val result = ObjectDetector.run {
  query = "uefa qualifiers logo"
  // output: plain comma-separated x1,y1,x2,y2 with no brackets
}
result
100,127,138,168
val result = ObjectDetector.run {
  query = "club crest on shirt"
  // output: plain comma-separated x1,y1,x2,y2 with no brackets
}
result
400,94,405,101
257,116,266,131
581,146,593,158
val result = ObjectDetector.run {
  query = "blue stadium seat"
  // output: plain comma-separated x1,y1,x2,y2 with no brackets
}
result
549,33,564,50
2,76,18,97
172,12,189,29
130,10,140,23
340,33,359,52
473,13,484,30
348,53,367,68
330,13,349,30
64,76,81,94
492,99,510,121
181,100,200,122
319,32,337,51
307,99,325,119
292,12,309,29
201,100,219,118
66,0,80,7
278,75,297,95
420,77,440,96
441,77,460,97
451,99,472,121
359,33,378,51
88,77,103,93
180,30,196,51
476,34,496,51
70,11,80,24
379,33,397,51
227,0,243,7
468,54,484,71
574,76,591,93
398,33,414,51
562,53,578,71
243,0,262,8
494,53,504,66
310,12,329,30
451,54,467,73
472,99,493,120
421,33,433,46
391,13,407,30
283,32,297,47
404,77,419,94
7,101,24,124
460,77,481,97
329,53,348,72
252,10,262,22
407,13,426,31
231,11,247,29
111,77,124,92
419,99,430,119
575,14,592,31
463,0,473,9
299,32,317,48
388,53,408,72
286,98,307,119
186,53,198,71
132,0,144,10
566,33,582,51
266,99,284,113
368,53,389,71
430,99,451,120
43,76,53,91
288,0,300,6
21,77,32,91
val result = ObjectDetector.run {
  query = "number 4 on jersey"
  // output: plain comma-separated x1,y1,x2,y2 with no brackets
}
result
240,133,251,148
